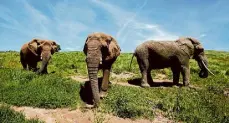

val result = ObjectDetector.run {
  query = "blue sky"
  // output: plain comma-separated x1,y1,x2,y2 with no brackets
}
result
0,0,229,52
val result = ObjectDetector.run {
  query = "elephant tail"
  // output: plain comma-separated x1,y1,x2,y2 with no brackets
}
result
129,53,136,71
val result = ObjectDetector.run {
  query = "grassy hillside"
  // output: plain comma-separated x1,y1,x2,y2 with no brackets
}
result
0,50,229,122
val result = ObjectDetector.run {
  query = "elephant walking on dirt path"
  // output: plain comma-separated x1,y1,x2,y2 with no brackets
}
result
83,32,121,108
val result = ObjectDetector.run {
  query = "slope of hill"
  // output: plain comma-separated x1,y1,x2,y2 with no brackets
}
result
0,51,229,122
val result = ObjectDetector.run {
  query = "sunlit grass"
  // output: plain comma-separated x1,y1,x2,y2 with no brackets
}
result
0,50,229,122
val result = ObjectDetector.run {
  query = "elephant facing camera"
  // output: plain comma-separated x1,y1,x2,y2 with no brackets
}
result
20,38,60,74
83,32,121,108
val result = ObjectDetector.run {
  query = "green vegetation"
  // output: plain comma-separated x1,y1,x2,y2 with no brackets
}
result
0,68,82,108
0,50,229,122
0,105,42,123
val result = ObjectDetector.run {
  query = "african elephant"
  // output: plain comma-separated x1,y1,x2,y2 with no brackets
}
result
20,38,61,74
83,32,121,107
130,37,214,87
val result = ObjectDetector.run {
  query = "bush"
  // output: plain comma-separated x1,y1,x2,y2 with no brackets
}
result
171,88,229,123
102,85,156,120
113,94,144,118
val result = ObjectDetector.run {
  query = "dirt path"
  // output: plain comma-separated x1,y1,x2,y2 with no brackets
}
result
12,106,174,123
70,75,143,88
70,74,174,88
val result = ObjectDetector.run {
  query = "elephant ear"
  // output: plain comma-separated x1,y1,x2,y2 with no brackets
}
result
83,37,89,55
28,39,40,56
187,37,204,52
176,37,196,58
104,35,121,61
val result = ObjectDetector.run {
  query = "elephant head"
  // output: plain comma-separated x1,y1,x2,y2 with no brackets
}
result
177,37,214,78
27,38,61,74
38,40,61,53
51,41,61,52
83,32,120,107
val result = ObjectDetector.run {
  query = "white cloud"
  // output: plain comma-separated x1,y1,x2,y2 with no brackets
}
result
92,0,178,49
65,46,81,51
199,34,207,38
0,0,95,51
1,0,229,52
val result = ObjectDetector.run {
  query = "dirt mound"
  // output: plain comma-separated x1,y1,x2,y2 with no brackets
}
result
111,72,136,80
12,106,174,123
154,74,167,80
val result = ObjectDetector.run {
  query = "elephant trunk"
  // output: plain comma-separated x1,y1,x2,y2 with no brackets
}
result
129,53,135,71
86,56,101,107
197,55,214,78
201,60,214,76
198,59,208,78
37,51,51,74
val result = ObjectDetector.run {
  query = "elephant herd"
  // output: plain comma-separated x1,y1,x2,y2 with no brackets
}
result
20,32,214,107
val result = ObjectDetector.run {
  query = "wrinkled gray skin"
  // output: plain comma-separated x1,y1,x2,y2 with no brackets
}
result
20,39,61,74
131,37,213,87
83,32,121,107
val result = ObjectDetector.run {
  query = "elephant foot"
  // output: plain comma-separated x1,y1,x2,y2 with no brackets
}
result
36,71,41,75
100,91,108,99
173,81,179,86
140,83,150,88
183,81,190,86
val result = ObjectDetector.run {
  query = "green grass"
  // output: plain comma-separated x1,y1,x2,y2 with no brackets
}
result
0,50,229,122
101,85,229,122
0,105,42,123
0,68,82,109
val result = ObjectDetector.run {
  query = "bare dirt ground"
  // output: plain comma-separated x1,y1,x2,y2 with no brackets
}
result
12,106,174,123
111,72,136,80
9,73,177,123
70,72,173,88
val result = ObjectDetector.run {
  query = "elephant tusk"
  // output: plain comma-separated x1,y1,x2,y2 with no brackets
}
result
100,57,102,64
202,60,215,76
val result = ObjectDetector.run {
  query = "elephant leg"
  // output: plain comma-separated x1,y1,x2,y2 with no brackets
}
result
171,67,181,85
28,62,37,72
181,65,190,86
100,67,111,99
42,64,48,74
28,66,32,71
137,58,150,87
21,61,27,70
147,70,153,83
20,57,27,70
